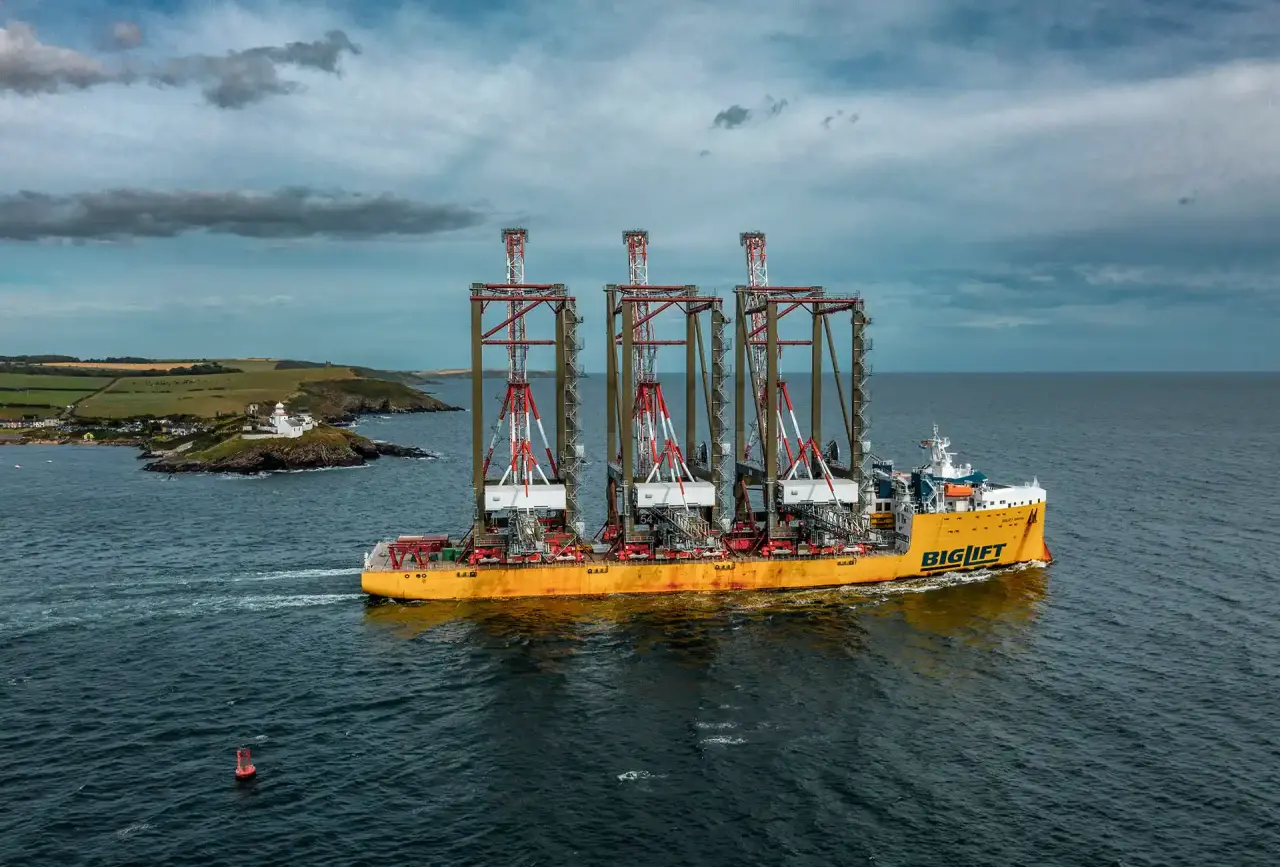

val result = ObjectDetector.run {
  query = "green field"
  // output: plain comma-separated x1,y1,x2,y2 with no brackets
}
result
0,372,111,417
0,389,97,406
0,372,115,390
75,367,355,419
0,406,56,420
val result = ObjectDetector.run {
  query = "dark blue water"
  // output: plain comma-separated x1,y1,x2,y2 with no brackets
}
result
3,374,1278,866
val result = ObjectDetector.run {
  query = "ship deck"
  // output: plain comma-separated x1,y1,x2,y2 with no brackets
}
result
363,539,897,573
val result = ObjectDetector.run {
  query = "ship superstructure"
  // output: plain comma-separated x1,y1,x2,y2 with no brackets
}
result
360,230,1051,601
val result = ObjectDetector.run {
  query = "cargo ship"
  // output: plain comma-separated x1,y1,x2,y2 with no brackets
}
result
361,229,1050,601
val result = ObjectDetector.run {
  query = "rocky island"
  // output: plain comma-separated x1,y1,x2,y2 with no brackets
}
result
142,421,434,475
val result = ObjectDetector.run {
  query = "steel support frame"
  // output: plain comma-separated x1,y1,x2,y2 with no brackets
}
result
604,285,726,544
851,300,870,517
469,282,578,538
731,288,864,544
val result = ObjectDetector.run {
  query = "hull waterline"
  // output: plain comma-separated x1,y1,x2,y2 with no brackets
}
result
362,504,1049,602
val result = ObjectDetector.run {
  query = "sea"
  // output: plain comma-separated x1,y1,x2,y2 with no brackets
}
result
2,373,1277,866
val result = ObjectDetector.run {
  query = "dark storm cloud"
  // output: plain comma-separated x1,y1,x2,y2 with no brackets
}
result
765,95,788,116
0,188,486,241
0,22,358,107
712,104,750,129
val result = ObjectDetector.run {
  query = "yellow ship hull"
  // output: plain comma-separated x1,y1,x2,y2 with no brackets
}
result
362,503,1049,601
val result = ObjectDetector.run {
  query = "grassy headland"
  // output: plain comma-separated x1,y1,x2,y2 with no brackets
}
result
142,420,432,474
0,357,461,422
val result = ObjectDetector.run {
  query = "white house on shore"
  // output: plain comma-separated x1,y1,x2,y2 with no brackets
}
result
242,402,316,439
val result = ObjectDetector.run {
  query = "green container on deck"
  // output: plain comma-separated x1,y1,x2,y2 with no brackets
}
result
443,548,460,562
428,552,440,562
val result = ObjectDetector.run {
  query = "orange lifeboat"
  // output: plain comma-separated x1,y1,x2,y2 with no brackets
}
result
943,483,973,497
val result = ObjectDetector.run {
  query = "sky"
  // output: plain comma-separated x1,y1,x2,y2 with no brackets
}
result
1,0,1278,372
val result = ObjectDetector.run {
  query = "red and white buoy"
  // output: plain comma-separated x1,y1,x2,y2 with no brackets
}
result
235,747,256,781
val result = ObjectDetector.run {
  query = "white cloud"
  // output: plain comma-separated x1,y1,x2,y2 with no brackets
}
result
957,315,1047,329
2,0,1280,368
5,1,1280,248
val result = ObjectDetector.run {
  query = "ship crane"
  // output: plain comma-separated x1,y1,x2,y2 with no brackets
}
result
605,231,728,560
731,232,869,557
740,232,816,485
465,228,583,566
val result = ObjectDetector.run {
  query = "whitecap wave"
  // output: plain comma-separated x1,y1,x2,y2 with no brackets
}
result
239,567,360,583
116,822,153,839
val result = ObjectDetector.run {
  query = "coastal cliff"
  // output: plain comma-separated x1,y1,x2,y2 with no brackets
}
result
293,378,462,423
142,424,433,474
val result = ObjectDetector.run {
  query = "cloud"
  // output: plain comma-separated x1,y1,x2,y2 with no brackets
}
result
712,95,791,130
152,30,360,108
956,314,1047,329
712,104,750,129
0,289,297,318
0,22,113,94
3,0,1280,370
0,188,486,241
108,21,143,51
0,22,357,107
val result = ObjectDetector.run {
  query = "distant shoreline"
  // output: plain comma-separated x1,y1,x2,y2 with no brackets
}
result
1,438,142,446
415,368,561,380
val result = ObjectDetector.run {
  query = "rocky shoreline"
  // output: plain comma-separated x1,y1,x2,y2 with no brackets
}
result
4,406,443,473
141,428,433,475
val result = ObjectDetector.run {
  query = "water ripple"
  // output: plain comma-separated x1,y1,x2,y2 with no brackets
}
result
3,374,1278,866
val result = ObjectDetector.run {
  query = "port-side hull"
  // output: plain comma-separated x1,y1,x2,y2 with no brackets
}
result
362,504,1049,601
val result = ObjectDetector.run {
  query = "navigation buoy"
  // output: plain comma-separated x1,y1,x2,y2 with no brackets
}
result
235,747,256,781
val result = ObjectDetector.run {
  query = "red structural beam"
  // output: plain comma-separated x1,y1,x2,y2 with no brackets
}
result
478,283,561,290
482,339,557,345
748,301,806,338
747,304,824,317
473,295,572,303
614,298,713,318
481,300,549,339
735,286,822,294
743,301,860,317
614,285,696,292
631,299,679,330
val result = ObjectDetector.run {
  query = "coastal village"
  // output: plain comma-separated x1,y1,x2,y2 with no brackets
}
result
1,403,313,445
0,416,207,443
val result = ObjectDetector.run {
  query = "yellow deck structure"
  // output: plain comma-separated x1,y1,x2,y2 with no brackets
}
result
362,503,1049,602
